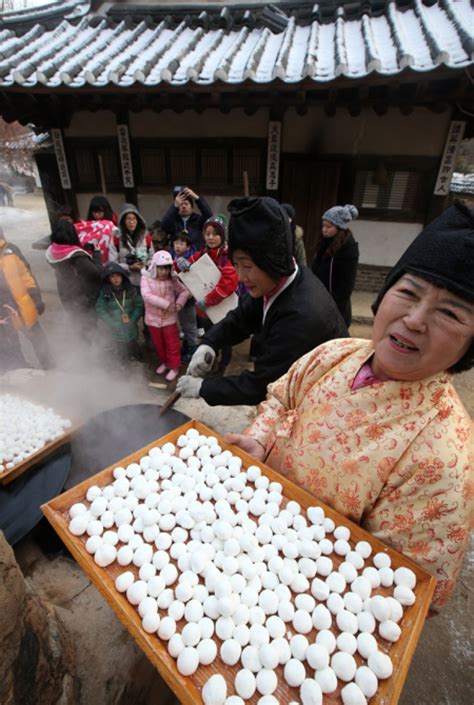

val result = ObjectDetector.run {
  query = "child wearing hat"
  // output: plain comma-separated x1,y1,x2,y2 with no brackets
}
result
175,215,239,372
141,250,189,381
311,204,360,327
96,262,144,362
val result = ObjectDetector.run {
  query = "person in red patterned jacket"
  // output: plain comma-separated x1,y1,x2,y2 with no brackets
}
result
176,214,238,373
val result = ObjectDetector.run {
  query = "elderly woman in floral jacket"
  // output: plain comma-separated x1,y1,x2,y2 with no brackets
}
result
227,203,474,611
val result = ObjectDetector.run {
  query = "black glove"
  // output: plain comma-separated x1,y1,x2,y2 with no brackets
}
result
36,301,45,315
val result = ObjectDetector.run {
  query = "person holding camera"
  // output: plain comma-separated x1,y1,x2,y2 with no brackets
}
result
109,204,152,288
161,187,212,250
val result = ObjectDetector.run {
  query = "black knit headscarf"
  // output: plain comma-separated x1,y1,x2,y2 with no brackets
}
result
227,197,294,279
372,201,474,373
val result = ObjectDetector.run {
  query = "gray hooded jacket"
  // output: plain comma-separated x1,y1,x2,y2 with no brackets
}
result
109,203,151,287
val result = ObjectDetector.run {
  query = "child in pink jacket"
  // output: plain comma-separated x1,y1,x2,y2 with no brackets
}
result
141,250,189,381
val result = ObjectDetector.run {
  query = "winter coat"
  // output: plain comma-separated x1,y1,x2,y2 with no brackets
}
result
0,239,42,329
45,244,102,313
311,233,359,327
187,244,238,308
109,204,152,287
96,262,144,342
75,219,119,264
161,197,213,250
140,273,189,329
200,266,348,406
294,225,307,267
248,338,473,610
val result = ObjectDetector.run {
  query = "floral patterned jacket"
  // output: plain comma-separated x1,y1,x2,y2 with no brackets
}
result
247,338,473,609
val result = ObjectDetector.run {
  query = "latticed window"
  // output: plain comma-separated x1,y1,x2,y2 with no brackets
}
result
201,148,228,188
353,170,423,212
99,147,121,190
140,147,167,184
68,141,122,191
170,147,197,186
74,146,96,188
233,147,262,189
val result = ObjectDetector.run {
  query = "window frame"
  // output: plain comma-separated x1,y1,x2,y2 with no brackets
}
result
133,137,266,195
66,138,122,192
338,156,438,222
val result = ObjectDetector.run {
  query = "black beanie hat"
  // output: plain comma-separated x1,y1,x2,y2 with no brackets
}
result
373,202,474,312
227,197,294,278
372,201,474,374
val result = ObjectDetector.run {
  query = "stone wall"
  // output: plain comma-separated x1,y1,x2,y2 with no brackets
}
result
355,264,391,293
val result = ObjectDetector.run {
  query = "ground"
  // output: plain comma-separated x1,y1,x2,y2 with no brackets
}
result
1,193,472,704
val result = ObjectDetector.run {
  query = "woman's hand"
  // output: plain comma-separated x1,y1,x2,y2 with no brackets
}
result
223,433,266,461
175,303,183,312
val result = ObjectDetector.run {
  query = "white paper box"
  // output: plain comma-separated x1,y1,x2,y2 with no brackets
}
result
177,253,238,324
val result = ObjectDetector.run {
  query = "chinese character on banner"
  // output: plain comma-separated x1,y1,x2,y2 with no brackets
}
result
266,121,281,191
51,129,72,189
434,121,466,196
117,124,135,188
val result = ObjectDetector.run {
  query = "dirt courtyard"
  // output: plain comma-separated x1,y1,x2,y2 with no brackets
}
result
1,193,473,705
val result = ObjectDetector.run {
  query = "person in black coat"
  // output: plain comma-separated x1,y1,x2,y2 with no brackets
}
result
311,204,360,327
161,187,212,250
46,220,102,343
176,197,348,406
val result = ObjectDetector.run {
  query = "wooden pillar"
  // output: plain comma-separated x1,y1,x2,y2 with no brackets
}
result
37,127,78,227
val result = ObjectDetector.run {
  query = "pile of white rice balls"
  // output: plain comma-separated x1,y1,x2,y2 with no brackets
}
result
0,394,71,473
68,428,418,705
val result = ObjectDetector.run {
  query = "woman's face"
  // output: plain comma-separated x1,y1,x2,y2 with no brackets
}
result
204,225,222,249
125,213,138,232
232,250,277,298
322,220,338,238
372,274,474,382
92,208,104,220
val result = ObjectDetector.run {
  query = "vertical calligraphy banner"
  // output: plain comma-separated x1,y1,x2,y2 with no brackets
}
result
266,121,281,191
434,120,466,196
50,128,71,189
117,124,135,188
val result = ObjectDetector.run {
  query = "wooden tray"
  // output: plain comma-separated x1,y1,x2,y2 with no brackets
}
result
0,422,79,485
42,419,436,705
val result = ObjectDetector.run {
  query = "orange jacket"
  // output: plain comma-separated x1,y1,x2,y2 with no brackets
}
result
0,239,39,328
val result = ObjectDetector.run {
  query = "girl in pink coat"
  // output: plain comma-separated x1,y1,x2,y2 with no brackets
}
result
141,250,189,381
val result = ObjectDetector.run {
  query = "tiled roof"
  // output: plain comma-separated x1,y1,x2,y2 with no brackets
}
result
0,1,471,89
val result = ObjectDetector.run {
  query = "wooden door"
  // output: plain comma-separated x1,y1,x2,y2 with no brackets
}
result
280,157,341,264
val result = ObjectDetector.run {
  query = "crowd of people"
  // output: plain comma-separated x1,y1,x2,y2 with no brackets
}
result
1,188,358,391
1,186,473,612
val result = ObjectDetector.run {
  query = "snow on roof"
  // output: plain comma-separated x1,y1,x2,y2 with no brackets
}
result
0,1,471,88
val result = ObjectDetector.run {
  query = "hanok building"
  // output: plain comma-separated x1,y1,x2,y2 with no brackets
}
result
0,0,472,272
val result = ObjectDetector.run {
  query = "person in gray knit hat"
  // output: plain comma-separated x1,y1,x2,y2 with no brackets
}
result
311,204,360,326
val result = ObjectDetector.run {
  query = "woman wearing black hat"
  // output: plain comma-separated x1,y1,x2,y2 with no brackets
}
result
176,197,348,406
226,202,474,611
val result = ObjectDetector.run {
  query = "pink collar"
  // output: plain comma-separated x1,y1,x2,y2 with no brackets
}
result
352,359,384,391
48,243,90,261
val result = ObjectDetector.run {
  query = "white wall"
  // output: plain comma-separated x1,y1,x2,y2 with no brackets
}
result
352,220,423,267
